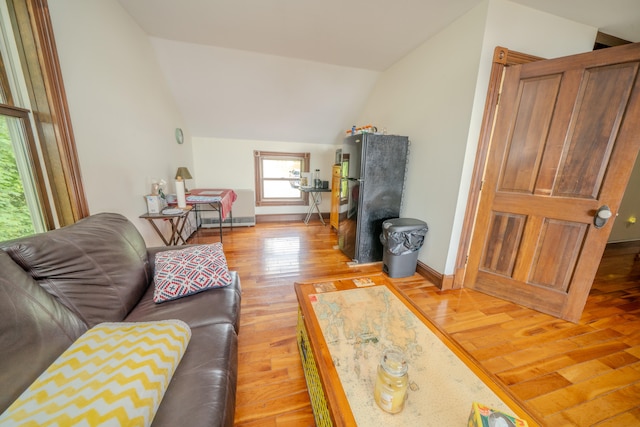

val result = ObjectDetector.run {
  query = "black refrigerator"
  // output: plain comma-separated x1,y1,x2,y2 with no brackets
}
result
338,134,409,263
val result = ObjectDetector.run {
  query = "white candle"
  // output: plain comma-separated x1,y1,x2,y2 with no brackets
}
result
175,178,187,208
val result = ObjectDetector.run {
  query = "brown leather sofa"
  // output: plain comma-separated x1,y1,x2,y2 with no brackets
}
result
0,212,241,426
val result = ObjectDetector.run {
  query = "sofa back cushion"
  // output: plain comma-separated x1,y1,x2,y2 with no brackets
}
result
0,251,88,413
0,213,151,327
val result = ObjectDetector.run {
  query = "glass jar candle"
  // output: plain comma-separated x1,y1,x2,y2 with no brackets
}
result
374,347,408,413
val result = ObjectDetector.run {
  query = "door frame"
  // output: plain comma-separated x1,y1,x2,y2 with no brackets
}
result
452,47,543,289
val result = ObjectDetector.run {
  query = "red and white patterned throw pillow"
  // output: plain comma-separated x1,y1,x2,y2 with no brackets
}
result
153,243,232,303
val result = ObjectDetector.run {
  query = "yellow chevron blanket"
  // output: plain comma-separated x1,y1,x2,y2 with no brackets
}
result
0,320,191,427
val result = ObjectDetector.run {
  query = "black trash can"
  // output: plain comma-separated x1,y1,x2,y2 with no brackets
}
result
380,218,428,278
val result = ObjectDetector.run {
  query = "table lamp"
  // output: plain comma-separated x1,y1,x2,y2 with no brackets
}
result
175,167,193,193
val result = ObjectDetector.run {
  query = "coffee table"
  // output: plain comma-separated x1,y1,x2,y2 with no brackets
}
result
295,273,538,426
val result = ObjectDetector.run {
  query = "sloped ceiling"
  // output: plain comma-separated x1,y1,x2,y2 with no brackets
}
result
118,0,484,71
118,0,640,71
117,0,640,144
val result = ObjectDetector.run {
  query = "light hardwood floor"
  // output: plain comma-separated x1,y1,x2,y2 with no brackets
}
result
189,221,640,427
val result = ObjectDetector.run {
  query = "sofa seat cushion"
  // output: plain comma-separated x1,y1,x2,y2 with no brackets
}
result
126,272,241,333
0,213,151,327
0,320,191,427
154,243,232,303
150,323,238,427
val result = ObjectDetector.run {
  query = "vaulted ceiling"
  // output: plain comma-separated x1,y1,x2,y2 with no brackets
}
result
115,0,640,144
119,0,639,71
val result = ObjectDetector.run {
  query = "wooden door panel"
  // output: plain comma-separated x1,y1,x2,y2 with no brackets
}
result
500,75,562,193
466,43,640,321
528,219,586,291
535,69,585,197
555,63,639,198
479,215,586,293
481,212,525,276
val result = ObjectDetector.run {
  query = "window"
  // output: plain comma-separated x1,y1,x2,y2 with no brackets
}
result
254,150,309,206
0,108,44,240
0,0,88,238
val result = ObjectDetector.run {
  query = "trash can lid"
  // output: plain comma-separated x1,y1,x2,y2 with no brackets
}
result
382,218,428,232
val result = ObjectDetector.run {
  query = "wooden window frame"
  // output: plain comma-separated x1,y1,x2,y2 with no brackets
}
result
254,150,309,207
0,103,49,227
4,0,88,229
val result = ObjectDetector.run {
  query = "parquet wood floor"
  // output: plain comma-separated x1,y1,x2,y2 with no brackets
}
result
189,221,640,426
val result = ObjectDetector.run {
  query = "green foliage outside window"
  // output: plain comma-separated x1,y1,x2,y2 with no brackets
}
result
0,116,34,241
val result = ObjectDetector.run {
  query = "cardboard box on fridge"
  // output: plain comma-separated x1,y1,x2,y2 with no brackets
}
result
468,402,528,427
145,195,167,214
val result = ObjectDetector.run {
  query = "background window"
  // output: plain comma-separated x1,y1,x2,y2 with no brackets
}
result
254,151,309,206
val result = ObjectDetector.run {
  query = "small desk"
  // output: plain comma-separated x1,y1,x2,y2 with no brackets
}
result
168,189,237,242
139,206,192,246
300,187,331,225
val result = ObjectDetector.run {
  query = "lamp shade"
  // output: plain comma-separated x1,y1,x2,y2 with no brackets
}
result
175,167,193,180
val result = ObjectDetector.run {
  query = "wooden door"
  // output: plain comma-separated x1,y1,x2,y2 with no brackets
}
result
465,43,640,322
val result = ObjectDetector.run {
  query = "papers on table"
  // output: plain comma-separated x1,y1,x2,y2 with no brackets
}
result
186,195,222,202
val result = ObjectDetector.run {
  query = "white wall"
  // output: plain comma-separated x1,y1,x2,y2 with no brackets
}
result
357,1,488,275
192,137,337,215
610,158,640,242
48,0,191,246
357,0,598,275
46,0,604,267
450,0,597,273
150,38,380,146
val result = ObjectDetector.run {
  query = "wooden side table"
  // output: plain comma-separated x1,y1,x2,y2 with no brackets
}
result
139,206,192,246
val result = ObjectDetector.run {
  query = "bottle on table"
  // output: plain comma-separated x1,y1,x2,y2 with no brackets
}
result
313,169,321,188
